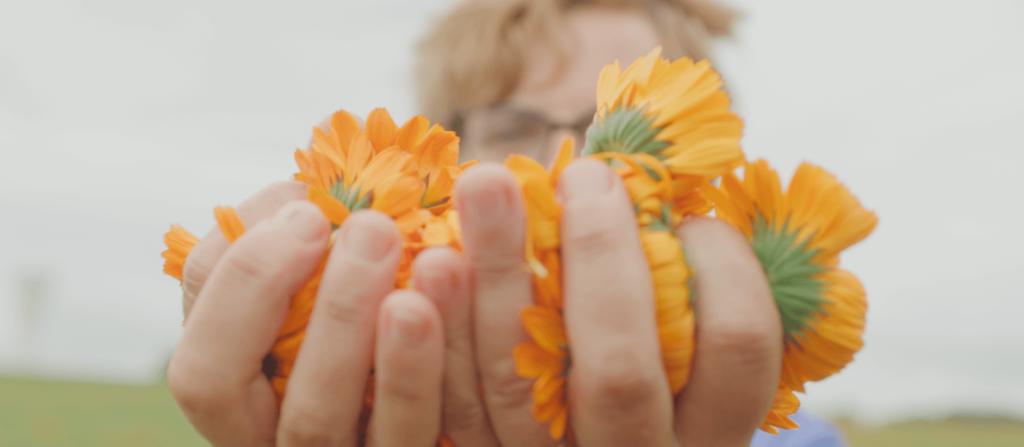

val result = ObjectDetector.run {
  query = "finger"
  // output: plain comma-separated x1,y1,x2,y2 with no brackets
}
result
674,217,783,447
558,159,675,447
167,201,331,447
182,181,309,318
277,210,403,447
366,290,445,447
412,247,500,447
455,163,554,446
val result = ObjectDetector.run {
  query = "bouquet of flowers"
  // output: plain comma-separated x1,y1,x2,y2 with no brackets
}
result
163,47,876,442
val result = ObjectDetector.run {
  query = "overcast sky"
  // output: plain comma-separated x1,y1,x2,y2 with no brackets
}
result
1,0,1022,425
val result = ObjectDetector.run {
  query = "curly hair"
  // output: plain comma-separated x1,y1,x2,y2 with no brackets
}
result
415,0,739,128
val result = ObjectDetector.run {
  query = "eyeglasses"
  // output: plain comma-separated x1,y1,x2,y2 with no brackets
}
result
454,104,596,165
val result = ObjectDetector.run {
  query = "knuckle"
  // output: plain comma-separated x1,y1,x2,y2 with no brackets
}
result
181,244,215,298
443,398,488,434
466,234,529,287
471,253,527,287
578,352,662,411
482,362,535,411
563,213,628,259
687,216,745,241
278,405,345,446
166,360,231,417
681,217,756,263
702,321,779,368
314,293,373,329
468,236,524,274
378,375,432,405
220,246,279,282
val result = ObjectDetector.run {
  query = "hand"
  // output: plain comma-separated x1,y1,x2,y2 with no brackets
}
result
435,160,783,447
166,187,447,447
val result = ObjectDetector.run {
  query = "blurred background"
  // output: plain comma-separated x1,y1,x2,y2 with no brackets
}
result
1,0,1022,445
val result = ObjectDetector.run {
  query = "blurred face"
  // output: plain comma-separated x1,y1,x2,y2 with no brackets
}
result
458,7,662,166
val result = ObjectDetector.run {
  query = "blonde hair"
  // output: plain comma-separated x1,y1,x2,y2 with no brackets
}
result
415,0,738,128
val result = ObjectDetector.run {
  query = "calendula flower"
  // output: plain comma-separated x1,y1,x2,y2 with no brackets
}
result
584,47,744,179
164,109,463,407
702,159,877,430
760,386,801,435
398,209,464,288
362,108,477,215
161,225,198,281
192,206,319,401
511,140,700,440
590,152,698,393
514,305,570,440
296,110,430,234
160,50,878,443
509,139,572,440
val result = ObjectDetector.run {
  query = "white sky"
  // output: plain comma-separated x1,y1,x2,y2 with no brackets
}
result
1,0,1022,425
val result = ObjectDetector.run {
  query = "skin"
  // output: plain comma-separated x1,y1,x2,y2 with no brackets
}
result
459,7,661,167
168,5,783,447
446,11,782,444
169,197,447,447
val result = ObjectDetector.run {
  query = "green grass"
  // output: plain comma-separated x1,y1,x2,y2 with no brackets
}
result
0,377,207,447
837,416,1024,447
2,377,1024,446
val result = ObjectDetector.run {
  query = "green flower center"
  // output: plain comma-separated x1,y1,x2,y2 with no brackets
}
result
643,203,675,233
583,107,669,157
330,178,374,211
751,218,829,347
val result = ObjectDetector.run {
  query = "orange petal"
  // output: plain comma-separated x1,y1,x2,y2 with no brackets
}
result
420,215,456,247
161,225,199,281
521,306,567,352
513,342,564,378
344,132,373,183
413,125,459,177
550,137,575,185
395,115,429,151
393,209,433,235
423,165,456,210
457,160,479,171
366,108,399,153
214,207,245,243
307,186,350,226
549,405,568,440
329,110,361,154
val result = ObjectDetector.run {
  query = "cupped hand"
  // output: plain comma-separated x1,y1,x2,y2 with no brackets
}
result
167,192,446,447
435,160,783,447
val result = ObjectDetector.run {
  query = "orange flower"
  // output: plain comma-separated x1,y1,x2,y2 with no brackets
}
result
164,109,463,408
510,140,699,440
586,47,744,180
508,139,572,439
760,386,801,435
160,52,879,443
161,225,198,281
702,159,877,431
514,306,570,440
296,109,431,234
589,152,699,393
361,108,476,215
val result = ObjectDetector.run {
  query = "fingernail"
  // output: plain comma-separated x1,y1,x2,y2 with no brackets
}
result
273,202,327,242
389,308,427,346
459,178,510,227
558,159,615,202
341,213,396,262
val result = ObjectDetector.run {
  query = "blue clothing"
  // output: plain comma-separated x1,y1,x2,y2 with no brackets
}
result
750,410,848,447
